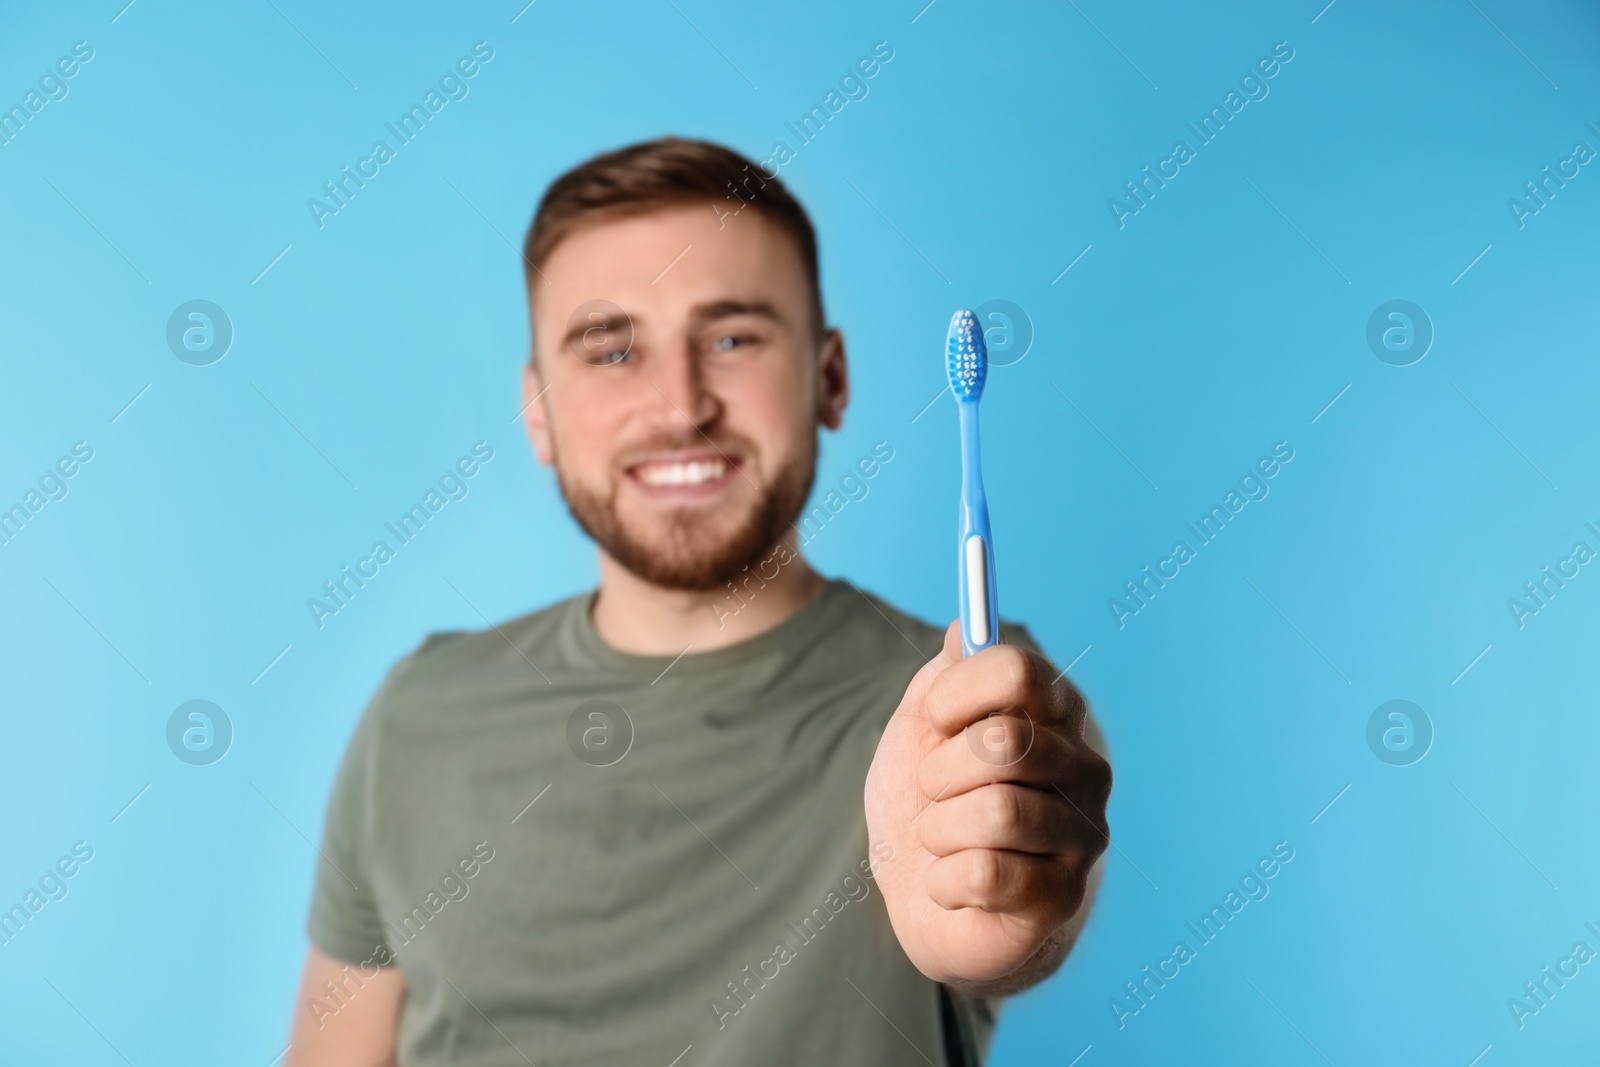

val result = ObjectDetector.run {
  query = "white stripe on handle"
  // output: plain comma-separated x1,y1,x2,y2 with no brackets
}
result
965,535,989,646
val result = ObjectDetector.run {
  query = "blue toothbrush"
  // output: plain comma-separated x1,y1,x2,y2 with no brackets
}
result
947,309,999,658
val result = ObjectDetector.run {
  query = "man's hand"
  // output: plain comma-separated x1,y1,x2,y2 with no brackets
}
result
865,622,1111,989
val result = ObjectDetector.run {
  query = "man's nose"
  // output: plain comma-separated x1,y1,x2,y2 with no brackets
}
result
649,341,721,432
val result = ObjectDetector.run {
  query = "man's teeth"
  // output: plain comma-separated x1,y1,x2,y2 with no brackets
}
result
636,459,729,487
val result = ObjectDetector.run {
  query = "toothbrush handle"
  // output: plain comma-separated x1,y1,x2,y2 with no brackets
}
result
957,403,1000,658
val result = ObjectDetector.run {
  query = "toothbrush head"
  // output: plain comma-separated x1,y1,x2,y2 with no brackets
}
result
946,309,987,401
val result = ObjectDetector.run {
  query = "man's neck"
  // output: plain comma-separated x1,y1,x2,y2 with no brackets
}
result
591,535,827,655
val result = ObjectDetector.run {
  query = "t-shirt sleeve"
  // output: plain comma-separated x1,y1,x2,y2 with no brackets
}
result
307,698,394,967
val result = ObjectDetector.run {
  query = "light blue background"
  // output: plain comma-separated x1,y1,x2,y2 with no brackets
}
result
2,1,1597,1063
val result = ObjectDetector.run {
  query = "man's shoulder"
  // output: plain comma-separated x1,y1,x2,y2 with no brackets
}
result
370,591,587,704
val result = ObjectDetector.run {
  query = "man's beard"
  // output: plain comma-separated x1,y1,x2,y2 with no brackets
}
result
553,435,816,591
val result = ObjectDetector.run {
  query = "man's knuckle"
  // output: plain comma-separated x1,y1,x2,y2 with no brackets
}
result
969,850,1006,899
1087,830,1110,864
1062,686,1088,727
983,787,1024,839
1089,756,1113,807
1057,865,1089,913
975,718,1024,765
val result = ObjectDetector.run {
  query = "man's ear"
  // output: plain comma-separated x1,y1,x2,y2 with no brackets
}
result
816,327,849,431
522,358,555,466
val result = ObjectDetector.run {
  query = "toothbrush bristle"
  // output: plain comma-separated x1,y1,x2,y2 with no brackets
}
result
946,309,987,400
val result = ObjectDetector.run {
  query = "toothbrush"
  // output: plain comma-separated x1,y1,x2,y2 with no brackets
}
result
947,309,1000,658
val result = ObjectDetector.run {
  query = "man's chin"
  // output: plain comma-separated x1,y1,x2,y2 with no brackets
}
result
603,527,765,591
556,447,815,593
578,503,773,591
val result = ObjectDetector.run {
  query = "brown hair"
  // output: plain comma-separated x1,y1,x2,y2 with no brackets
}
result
521,136,824,336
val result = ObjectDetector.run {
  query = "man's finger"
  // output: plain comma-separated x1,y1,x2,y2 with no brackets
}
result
924,847,1088,921
924,640,1082,740
916,722,1095,801
916,783,1077,858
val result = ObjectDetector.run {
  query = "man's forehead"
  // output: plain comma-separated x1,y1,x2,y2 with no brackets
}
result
536,204,800,285
545,203,787,272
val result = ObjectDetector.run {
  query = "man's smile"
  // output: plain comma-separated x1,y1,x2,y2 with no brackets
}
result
623,449,742,498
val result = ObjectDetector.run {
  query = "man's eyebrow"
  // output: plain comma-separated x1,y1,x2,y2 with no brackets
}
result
560,312,631,349
556,301,782,348
688,299,786,326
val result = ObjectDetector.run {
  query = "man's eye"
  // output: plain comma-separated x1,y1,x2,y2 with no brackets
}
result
596,348,635,366
711,334,756,352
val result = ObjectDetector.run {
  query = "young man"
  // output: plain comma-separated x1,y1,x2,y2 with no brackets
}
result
286,137,1111,1067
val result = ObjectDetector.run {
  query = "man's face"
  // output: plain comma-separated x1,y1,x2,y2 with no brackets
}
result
523,203,848,591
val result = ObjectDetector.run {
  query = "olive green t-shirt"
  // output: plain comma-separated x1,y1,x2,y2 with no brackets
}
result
309,579,1036,1066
